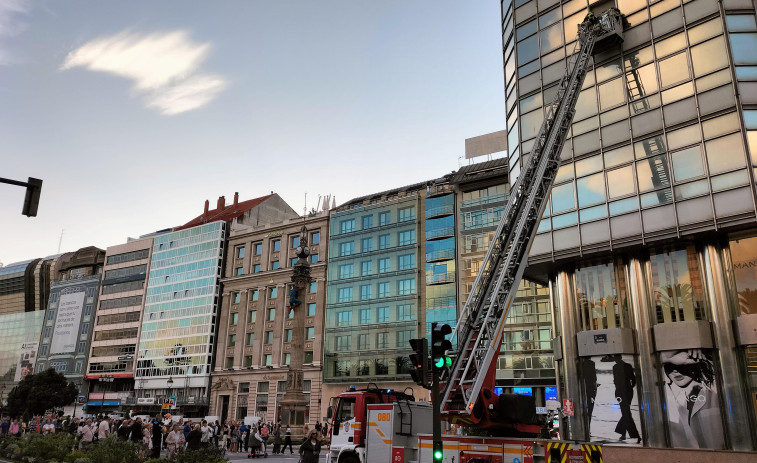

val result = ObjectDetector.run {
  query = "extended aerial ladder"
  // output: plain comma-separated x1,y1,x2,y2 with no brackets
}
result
439,9,624,429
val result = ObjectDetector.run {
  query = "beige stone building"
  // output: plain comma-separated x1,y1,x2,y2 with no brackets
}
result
209,212,328,425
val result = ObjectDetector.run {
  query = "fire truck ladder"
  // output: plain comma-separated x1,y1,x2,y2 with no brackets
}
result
439,9,624,421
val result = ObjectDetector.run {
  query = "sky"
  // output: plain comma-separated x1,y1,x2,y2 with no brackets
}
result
0,0,505,265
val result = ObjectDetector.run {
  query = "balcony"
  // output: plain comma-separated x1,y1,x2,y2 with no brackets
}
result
461,193,509,209
425,226,455,240
425,204,454,219
425,249,455,262
426,272,456,285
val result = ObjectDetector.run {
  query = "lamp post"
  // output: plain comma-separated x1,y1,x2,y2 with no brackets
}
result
167,377,174,411
71,382,81,419
1,383,6,418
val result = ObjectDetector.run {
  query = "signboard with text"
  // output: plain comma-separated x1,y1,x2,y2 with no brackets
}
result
562,398,574,416
50,289,85,354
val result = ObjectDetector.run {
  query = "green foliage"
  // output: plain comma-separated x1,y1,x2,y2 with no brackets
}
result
22,433,75,462
63,450,87,463
163,447,227,463
80,436,141,463
7,369,77,417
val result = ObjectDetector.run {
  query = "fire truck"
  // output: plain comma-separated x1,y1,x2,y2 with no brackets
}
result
326,8,623,463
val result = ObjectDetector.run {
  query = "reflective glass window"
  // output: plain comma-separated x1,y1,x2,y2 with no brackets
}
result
521,109,543,140
607,165,636,199
579,204,607,221
573,87,598,120
702,112,739,139
711,169,749,191
577,173,606,207
540,22,563,54
598,77,625,110
551,182,576,213
609,197,638,215
552,211,578,228
640,189,673,207
726,15,757,33
748,131,757,165
624,46,654,70
661,81,694,105
648,246,707,323
600,105,630,125
705,133,747,174
674,179,709,199
729,236,757,315
564,13,584,42
649,0,678,16
655,32,686,58
634,135,666,160
626,9,648,27
562,0,586,19
626,63,658,100
730,33,757,65
671,145,705,181
659,52,690,88
630,93,661,115
517,35,539,65
555,163,575,183
695,68,731,92
636,154,671,192
575,260,629,330
520,92,542,113
575,154,603,177
691,37,729,77
667,124,701,151
518,59,540,78
517,19,537,41
596,57,622,82
688,17,723,44
618,0,647,15
735,66,757,80
605,145,635,168
540,6,562,28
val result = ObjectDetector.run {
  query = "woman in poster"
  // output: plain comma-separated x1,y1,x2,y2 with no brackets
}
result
661,349,724,449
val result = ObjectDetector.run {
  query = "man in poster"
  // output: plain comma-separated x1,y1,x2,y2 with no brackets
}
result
661,349,724,449
610,355,640,443
578,357,598,433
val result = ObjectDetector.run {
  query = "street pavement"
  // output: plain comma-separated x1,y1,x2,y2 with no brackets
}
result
225,450,327,462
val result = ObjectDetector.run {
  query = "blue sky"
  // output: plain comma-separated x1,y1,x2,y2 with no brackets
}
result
0,0,504,265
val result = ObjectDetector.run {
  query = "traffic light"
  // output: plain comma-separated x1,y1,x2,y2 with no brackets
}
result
22,177,42,217
431,322,452,371
408,338,429,389
433,441,444,461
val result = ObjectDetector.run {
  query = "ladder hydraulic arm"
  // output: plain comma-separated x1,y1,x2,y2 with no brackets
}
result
439,9,624,429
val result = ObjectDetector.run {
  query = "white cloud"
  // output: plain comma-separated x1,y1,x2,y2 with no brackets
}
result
0,0,31,66
61,30,227,115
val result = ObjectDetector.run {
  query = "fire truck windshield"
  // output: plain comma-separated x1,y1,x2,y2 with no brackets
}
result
336,397,356,422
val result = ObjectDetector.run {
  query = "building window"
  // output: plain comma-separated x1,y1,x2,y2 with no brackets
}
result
378,282,390,298
283,353,291,365
226,357,234,368
379,234,391,249
81,323,89,334
311,254,319,263
335,335,351,351
77,341,86,353
51,361,67,373
398,253,414,270
337,311,352,326
237,246,245,258
304,351,313,363
253,264,261,273
309,281,318,293
233,292,242,304
307,303,316,316
377,307,389,322
360,309,370,324
272,240,281,252
340,219,355,234
231,312,239,325
359,334,370,349
339,242,355,256
338,287,353,303
269,287,278,298
306,327,314,339
284,329,293,342
398,206,415,222
229,334,236,347
361,261,372,276
39,345,48,356
265,331,274,344
398,279,416,295
362,215,373,229
272,261,280,270
264,354,272,366
398,230,415,246
239,382,250,393
244,356,253,367
86,286,97,298
397,330,412,347
379,258,390,273
236,267,244,276
291,258,298,267
376,332,388,349
292,236,300,248
379,212,391,226
74,361,83,373
311,232,320,244
248,310,256,323
83,305,93,316
47,310,55,320
246,333,254,345
398,304,413,320
267,308,276,321
44,327,52,338
360,284,371,300
254,243,263,255
338,264,354,279
362,237,373,252
251,290,259,301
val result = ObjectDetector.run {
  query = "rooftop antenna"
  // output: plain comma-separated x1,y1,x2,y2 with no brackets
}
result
57,229,64,253
304,191,307,217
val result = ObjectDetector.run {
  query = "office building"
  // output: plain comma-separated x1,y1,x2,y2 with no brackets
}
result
502,0,757,450
209,211,328,424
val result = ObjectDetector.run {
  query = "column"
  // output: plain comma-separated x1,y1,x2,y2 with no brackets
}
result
556,270,586,440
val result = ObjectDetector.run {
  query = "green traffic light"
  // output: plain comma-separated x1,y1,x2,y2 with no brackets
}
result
434,357,444,368
444,356,452,367
434,450,443,461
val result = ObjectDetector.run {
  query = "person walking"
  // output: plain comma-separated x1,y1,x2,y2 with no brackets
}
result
79,419,94,449
150,416,163,459
166,423,185,457
260,424,269,454
272,424,282,454
283,425,293,454
299,430,322,463
187,424,202,451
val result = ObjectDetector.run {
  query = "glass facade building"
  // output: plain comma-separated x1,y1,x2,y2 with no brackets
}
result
0,311,45,386
503,0,757,450
425,191,458,333
324,193,421,391
136,222,226,405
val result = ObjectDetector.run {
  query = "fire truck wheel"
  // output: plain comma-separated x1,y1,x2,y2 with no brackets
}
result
340,454,360,463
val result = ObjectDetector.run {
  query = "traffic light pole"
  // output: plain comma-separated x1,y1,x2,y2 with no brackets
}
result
432,367,442,461
0,176,43,217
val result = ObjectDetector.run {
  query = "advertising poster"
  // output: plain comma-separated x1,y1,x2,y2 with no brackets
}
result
14,341,38,382
661,349,724,449
50,288,85,354
581,354,642,445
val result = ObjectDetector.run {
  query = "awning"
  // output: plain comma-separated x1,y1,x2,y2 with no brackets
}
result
103,401,120,406
87,401,103,406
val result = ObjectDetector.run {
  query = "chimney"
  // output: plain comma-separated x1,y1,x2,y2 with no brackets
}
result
204,200,209,215
234,192,239,205
217,196,225,210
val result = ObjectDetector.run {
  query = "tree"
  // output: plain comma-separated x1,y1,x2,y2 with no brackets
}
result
6,368,76,417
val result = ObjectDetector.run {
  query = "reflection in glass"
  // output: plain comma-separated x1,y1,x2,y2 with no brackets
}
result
640,189,673,207
729,33,757,65
695,69,731,92
625,63,658,101
659,52,690,88
605,145,634,168
688,18,723,44
574,87,598,121
705,133,746,174
579,204,607,221
551,182,576,213
555,163,575,183
727,15,757,33
541,22,563,54
747,131,757,165
608,197,638,216
630,93,660,115
648,246,706,323
636,154,671,193
691,37,729,77
711,169,748,191
552,211,578,229
655,32,686,58
520,92,542,113
624,46,654,71
563,11,585,43
634,135,666,160
600,105,630,125
667,124,701,151
516,18,537,40
607,165,636,199
671,146,705,182
674,179,709,199
729,236,757,315
599,77,625,110
517,34,539,65
595,57,622,82
702,112,739,139
661,81,694,105
520,109,543,140
577,173,606,207
575,260,629,330
575,154,603,177
572,116,598,136
618,0,647,16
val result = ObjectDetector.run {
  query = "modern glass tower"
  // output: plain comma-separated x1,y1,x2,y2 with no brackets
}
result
503,0,757,450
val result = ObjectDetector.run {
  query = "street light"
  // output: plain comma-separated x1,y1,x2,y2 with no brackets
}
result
71,382,81,419
1,384,6,417
167,377,174,410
